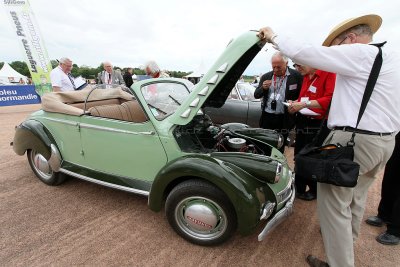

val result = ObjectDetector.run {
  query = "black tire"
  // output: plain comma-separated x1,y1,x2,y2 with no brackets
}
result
165,179,237,246
27,149,66,186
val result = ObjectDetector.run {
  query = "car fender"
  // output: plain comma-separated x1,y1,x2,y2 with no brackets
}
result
12,120,62,171
149,154,266,235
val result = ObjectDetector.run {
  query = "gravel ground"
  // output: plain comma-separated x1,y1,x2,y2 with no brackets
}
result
0,104,399,266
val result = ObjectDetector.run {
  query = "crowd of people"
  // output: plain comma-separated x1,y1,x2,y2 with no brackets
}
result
47,13,399,267
49,59,169,92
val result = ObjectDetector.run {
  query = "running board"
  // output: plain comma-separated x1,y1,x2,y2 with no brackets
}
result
60,168,150,197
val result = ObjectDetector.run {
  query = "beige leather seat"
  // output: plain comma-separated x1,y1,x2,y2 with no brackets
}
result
121,101,148,123
70,99,121,110
89,104,129,121
89,100,148,123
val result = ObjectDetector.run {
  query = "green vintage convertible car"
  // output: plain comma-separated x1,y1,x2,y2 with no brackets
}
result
12,31,295,246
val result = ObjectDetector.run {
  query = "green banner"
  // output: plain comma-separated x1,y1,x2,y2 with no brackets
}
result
3,0,53,95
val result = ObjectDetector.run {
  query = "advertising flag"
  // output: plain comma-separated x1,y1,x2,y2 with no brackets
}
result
3,0,53,95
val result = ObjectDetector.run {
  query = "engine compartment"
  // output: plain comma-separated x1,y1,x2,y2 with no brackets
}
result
173,115,274,155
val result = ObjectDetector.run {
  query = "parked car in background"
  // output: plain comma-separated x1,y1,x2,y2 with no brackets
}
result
12,31,294,246
205,82,261,127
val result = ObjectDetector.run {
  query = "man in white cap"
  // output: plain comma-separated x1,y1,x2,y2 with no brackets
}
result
258,15,400,267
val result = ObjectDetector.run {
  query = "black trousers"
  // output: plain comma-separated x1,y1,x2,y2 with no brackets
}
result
294,114,329,194
260,111,286,153
378,133,400,237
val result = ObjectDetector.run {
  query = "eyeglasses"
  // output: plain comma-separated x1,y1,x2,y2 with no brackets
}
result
337,36,348,46
293,64,302,68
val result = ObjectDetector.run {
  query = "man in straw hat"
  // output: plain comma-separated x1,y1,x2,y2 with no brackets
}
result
258,14,400,267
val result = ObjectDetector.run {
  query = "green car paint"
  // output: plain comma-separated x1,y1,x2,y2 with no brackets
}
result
12,30,295,245
148,154,275,235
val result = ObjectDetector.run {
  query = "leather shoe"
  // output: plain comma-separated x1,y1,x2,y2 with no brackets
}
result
365,216,385,227
376,232,400,245
297,191,317,201
306,255,329,267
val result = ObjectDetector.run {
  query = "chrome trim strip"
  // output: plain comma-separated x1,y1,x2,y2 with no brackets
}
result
180,108,191,118
48,144,61,172
79,123,155,135
260,202,275,220
198,86,209,96
277,172,292,197
189,98,200,107
59,168,150,196
277,173,294,205
217,63,228,73
207,74,219,84
44,117,78,126
258,182,295,241
274,162,282,183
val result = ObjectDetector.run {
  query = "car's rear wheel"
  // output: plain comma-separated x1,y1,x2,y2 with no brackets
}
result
27,149,66,185
165,179,237,246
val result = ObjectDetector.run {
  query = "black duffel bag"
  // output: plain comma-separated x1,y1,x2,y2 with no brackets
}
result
294,42,384,188
295,143,360,187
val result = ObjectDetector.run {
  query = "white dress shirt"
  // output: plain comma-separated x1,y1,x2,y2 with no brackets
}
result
274,35,400,132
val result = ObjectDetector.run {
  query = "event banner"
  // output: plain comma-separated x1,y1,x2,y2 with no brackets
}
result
0,85,41,106
3,0,53,96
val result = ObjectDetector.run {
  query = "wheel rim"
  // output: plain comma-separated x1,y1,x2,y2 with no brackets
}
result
29,150,53,180
175,196,228,241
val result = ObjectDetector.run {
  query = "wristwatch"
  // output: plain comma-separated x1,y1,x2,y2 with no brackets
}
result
305,100,312,108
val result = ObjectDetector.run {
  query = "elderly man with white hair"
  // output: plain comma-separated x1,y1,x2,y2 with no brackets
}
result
254,51,302,152
97,61,125,86
144,60,170,78
50,57,75,92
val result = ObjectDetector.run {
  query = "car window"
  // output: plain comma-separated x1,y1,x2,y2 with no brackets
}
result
237,83,257,101
141,82,190,120
228,88,239,100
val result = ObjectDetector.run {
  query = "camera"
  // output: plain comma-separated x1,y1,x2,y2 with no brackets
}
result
270,99,277,110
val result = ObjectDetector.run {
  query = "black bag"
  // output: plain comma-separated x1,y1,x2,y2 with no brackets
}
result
295,143,360,187
294,42,385,188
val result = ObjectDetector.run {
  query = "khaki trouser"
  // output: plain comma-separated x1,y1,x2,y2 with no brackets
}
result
317,130,395,267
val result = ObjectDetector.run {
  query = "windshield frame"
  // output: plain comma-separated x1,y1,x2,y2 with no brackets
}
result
140,81,191,121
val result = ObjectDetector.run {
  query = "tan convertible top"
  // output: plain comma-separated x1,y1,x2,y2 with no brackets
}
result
41,86,135,116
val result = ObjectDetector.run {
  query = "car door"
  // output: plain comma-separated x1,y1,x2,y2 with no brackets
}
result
41,113,85,166
79,113,167,183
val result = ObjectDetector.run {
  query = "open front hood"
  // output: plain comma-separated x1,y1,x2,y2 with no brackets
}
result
169,30,266,126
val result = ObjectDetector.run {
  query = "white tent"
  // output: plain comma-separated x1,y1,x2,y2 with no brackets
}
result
0,62,27,85
184,61,207,84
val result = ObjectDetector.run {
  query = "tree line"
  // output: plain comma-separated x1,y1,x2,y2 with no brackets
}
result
0,61,191,79
0,61,256,81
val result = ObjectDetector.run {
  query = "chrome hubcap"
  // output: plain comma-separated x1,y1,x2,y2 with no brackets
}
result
175,196,227,241
30,150,53,180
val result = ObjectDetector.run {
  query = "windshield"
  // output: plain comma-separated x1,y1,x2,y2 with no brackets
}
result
237,82,257,101
141,82,190,120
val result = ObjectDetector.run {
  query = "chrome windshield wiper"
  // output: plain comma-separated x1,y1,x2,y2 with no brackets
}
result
148,103,167,114
168,95,181,105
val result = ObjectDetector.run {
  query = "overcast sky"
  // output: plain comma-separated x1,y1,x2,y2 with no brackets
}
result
1,0,399,75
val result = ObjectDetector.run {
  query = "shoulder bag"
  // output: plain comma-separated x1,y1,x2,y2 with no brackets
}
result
294,42,385,187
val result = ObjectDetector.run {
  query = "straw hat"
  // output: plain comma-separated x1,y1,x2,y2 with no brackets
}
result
322,14,382,46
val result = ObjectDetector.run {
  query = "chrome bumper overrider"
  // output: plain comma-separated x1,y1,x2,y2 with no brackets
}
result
257,180,295,241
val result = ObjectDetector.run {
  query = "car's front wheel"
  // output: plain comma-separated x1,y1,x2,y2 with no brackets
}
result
165,179,237,246
27,149,66,185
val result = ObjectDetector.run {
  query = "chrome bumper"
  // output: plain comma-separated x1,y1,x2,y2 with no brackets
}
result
257,181,295,241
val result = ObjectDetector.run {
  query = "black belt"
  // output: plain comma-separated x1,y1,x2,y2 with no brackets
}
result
334,126,393,136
